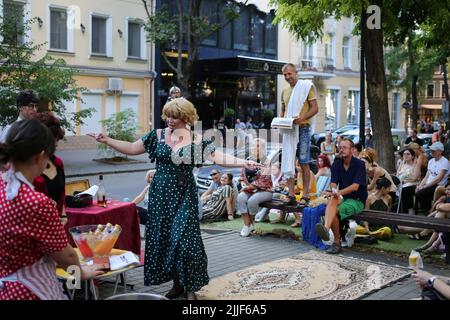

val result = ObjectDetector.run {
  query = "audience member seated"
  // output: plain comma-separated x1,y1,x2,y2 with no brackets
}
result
132,169,156,225
236,139,273,237
315,138,368,254
362,177,392,234
315,154,331,180
352,142,362,158
402,184,450,240
396,147,421,214
0,120,102,300
405,142,428,178
201,173,235,222
415,142,449,213
414,185,450,254
200,169,222,202
291,160,316,228
32,112,67,222
360,148,397,205
256,162,285,223
412,270,450,300
320,132,335,163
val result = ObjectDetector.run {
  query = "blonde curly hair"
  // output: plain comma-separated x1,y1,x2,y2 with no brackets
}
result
162,98,199,126
360,147,377,164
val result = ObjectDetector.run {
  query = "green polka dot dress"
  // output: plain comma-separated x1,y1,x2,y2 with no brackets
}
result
141,129,215,292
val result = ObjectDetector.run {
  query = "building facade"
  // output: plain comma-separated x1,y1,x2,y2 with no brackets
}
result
277,16,407,133
154,0,283,130
0,0,156,142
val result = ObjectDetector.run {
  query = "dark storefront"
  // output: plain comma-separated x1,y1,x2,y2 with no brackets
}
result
193,56,285,129
154,0,280,129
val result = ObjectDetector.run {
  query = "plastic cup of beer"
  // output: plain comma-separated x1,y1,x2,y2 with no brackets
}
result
409,255,418,269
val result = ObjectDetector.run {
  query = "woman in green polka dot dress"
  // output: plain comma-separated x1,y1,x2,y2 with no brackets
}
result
89,98,261,300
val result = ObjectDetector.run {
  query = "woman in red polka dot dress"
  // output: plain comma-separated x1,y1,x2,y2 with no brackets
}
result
0,120,102,300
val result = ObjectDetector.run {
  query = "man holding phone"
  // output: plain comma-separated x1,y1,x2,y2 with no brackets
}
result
315,138,367,254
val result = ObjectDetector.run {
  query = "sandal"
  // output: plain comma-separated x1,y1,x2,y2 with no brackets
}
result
228,214,234,221
280,195,297,205
290,221,301,228
298,197,310,206
409,233,430,240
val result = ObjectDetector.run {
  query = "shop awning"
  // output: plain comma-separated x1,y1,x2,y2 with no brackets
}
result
200,55,288,76
419,104,442,110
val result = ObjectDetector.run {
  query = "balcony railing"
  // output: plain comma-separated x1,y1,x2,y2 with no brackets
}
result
298,57,335,72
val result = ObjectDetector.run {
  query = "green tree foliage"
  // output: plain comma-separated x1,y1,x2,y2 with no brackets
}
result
269,0,448,171
0,8,92,132
98,109,139,158
142,0,244,96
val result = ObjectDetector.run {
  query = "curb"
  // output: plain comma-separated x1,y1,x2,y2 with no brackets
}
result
66,168,152,178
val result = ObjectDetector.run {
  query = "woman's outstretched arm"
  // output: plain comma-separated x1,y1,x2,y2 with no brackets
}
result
88,133,146,156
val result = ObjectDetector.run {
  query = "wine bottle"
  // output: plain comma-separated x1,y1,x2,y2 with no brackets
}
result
97,175,107,207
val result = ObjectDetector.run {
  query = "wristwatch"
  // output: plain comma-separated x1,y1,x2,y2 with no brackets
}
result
427,276,437,288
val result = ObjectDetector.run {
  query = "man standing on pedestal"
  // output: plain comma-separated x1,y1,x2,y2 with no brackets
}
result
280,63,319,205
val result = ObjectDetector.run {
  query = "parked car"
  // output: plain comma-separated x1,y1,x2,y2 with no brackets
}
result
418,133,433,159
341,128,407,151
311,123,359,147
195,143,320,193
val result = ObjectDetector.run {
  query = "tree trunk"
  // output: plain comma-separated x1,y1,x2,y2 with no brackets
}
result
363,0,395,173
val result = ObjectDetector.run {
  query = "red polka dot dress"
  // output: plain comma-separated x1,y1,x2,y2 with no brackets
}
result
0,177,68,300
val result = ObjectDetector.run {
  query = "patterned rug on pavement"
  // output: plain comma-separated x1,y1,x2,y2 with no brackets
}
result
197,250,412,300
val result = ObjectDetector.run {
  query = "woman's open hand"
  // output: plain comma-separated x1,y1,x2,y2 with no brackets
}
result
87,133,109,144
81,264,106,280
244,160,264,170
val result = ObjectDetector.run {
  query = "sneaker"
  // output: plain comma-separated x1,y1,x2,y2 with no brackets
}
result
341,240,348,248
326,242,343,254
315,223,330,241
240,225,254,237
345,220,357,248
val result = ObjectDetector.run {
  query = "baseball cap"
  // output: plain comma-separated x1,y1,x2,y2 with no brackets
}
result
429,142,444,152
210,169,220,176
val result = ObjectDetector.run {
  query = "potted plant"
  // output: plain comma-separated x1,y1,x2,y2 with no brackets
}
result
224,108,235,129
262,109,274,129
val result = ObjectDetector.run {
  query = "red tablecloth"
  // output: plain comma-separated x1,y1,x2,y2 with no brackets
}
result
65,201,141,255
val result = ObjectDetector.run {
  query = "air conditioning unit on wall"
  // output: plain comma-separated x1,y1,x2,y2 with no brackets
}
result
106,78,123,95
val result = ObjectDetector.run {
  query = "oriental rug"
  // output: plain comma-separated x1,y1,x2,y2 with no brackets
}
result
197,250,412,300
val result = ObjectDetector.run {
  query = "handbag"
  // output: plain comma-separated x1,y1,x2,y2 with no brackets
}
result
271,117,294,129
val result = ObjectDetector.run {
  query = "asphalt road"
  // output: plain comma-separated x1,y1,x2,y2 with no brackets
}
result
67,171,148,204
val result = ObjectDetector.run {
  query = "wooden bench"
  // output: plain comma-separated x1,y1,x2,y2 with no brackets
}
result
260,200,305,213
260,202,450,264
353,210,450,264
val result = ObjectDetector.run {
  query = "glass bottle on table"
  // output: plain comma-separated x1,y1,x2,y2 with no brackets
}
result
97,175,107,207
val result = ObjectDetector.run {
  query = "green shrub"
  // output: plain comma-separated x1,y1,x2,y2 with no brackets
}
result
98,109,139,158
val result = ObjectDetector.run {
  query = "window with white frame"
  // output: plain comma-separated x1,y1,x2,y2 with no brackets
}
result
342,36,351,69
128,21,141,58
324,33,335,67
325,89,339,131
347,90,359,124
426,84,434,98
2,0,25,45
50,8,67,50
391,92,400,128
91,14,111,57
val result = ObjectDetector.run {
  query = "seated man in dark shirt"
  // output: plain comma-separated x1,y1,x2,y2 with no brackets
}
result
315,138,368,254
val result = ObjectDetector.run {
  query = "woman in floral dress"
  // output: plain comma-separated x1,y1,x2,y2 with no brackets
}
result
89,98,261,300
